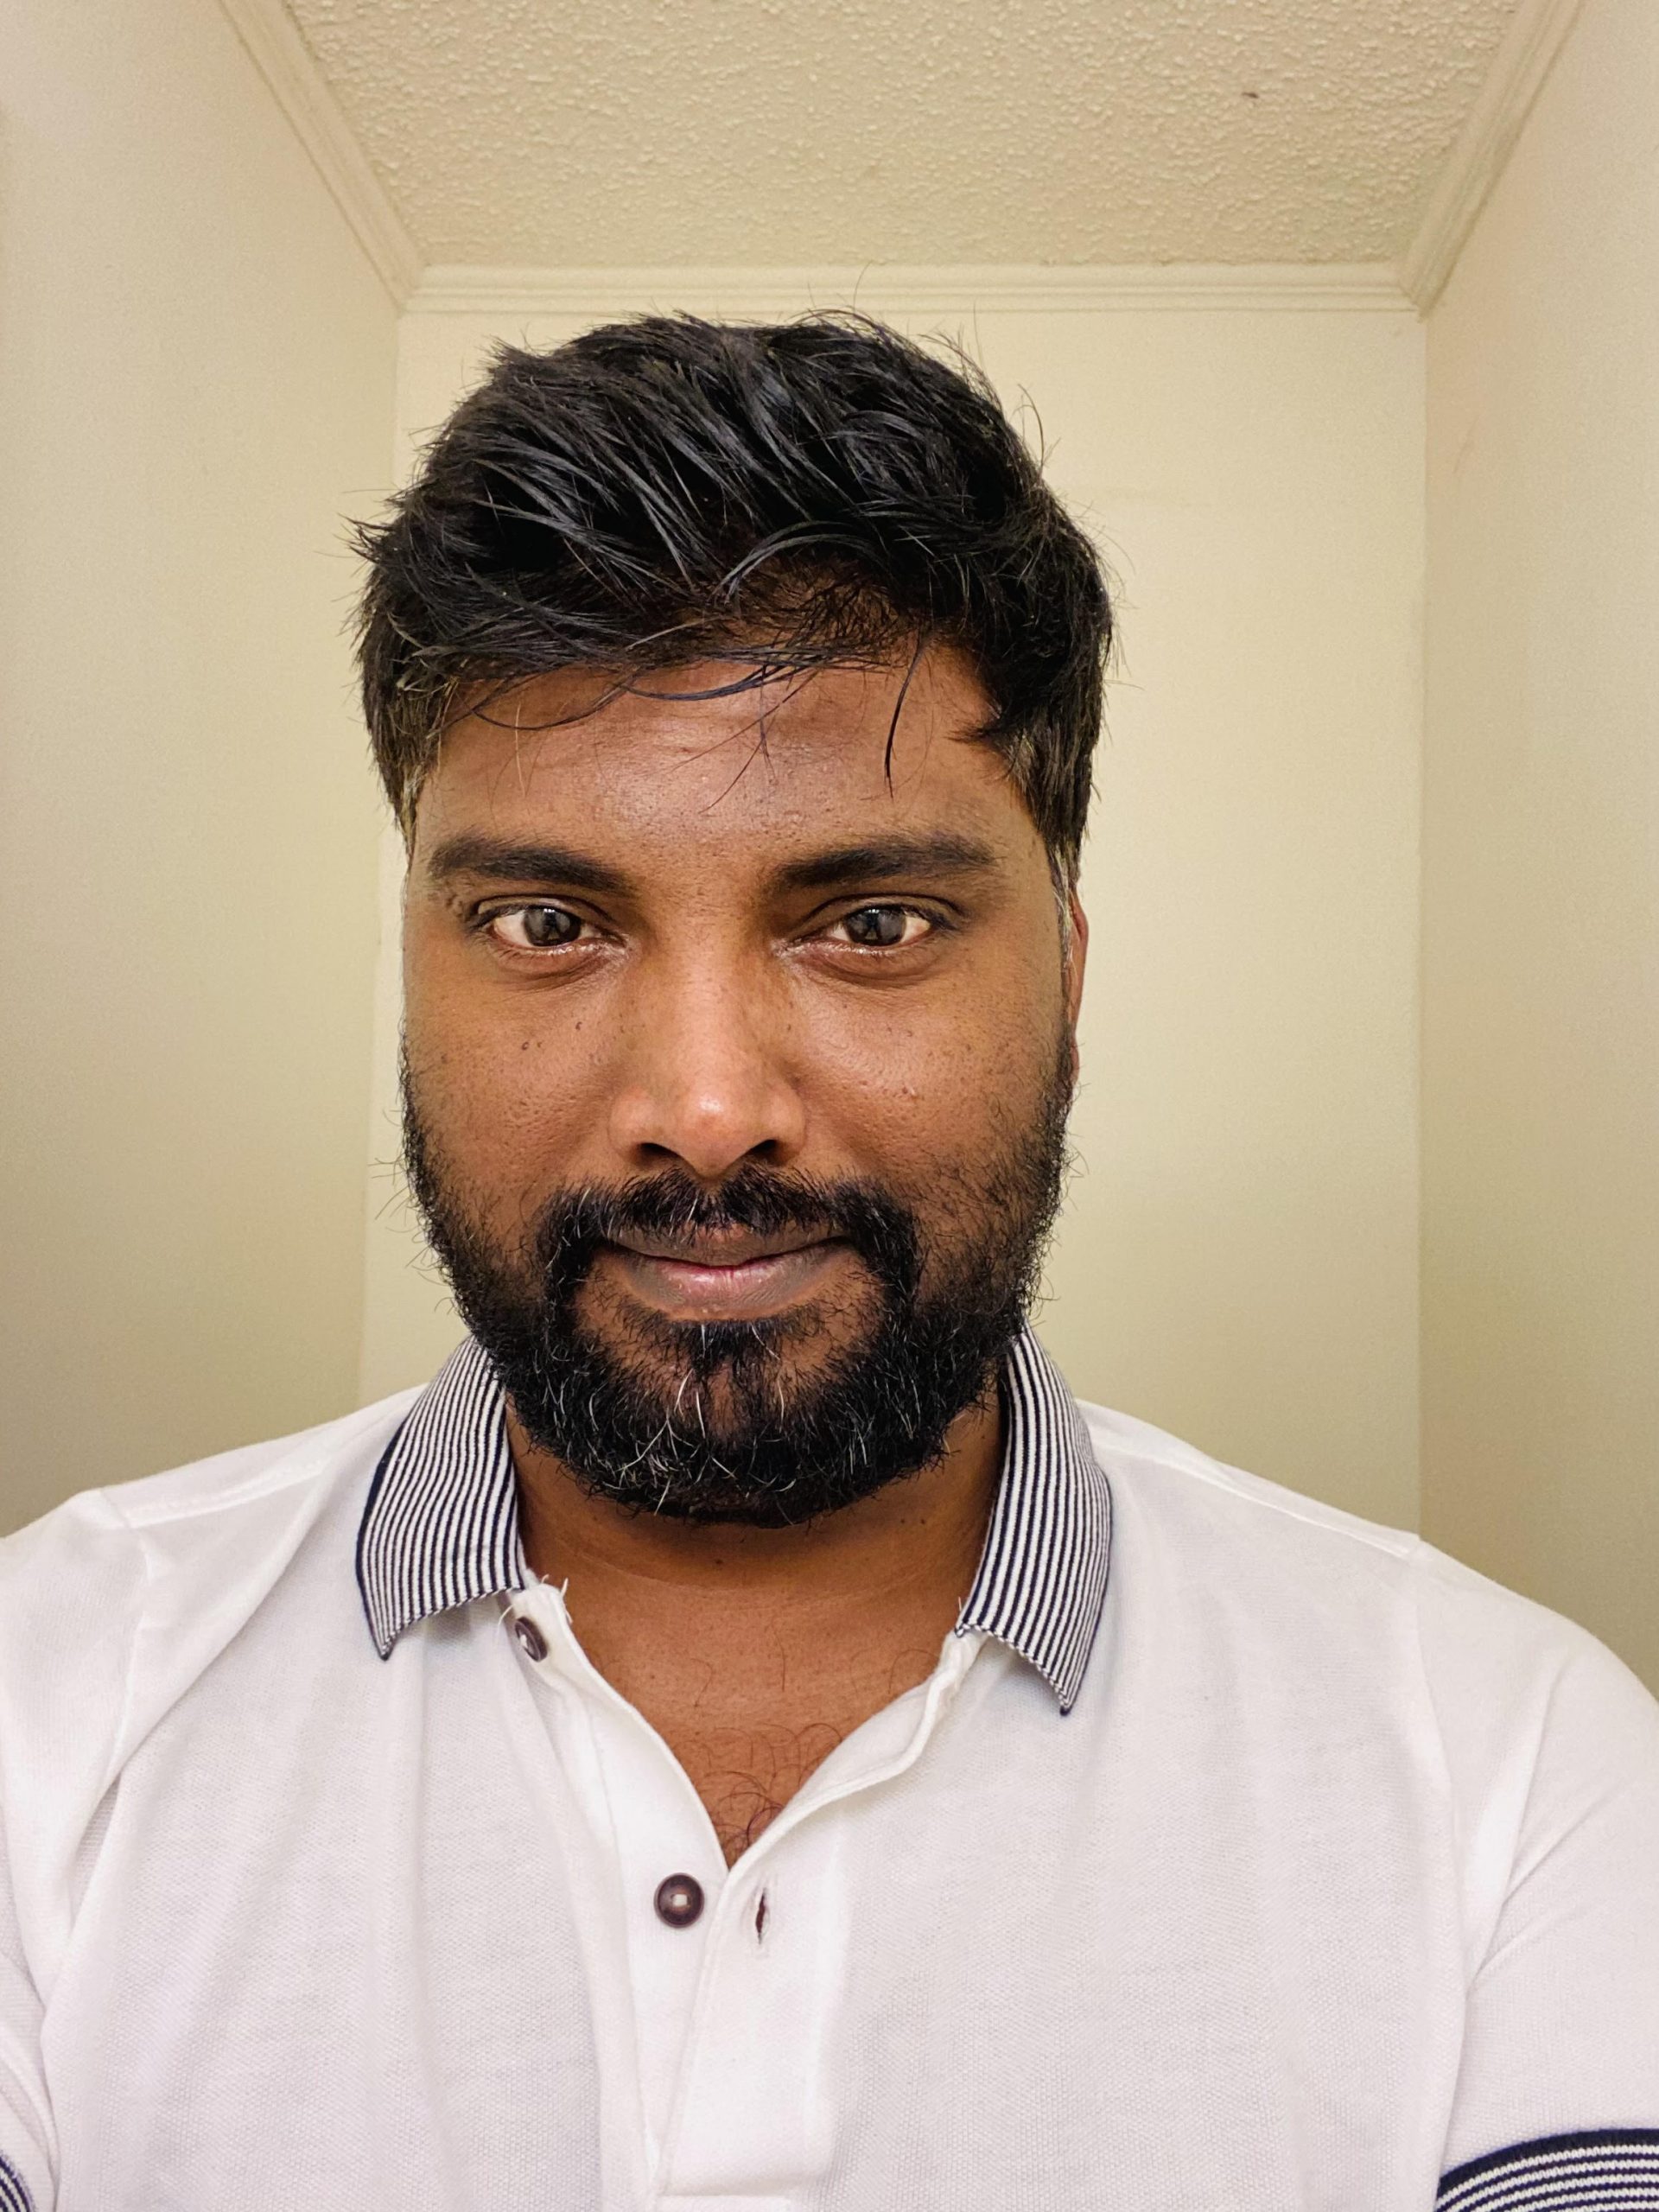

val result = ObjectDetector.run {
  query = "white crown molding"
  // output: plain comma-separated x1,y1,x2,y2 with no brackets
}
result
221,0,1577,327
217,0,422,307
405,262,1413,320
1401,0,1584,311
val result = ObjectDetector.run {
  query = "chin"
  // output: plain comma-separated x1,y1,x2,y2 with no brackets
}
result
587,1276,876,1375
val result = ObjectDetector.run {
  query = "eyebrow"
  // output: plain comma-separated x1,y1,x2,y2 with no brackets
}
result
423,834,636,897
422,827,1002,900
767,833,1002,895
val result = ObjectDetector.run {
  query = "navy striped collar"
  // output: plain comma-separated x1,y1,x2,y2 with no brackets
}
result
357,1327,1111,1710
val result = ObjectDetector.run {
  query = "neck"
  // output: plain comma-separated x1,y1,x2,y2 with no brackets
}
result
508,1387,1004,1859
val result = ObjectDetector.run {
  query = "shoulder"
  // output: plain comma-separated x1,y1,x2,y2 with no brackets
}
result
0,1393,419,1787
1081,1398,1421,1554
0,1389,420,1595
1079,1395,1643,1685
1077,1398,1659,1895
1081,1394,1648,1684
1078,1397,1421,1624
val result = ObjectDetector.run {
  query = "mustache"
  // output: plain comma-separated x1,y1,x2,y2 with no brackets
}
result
530,1165,921,1294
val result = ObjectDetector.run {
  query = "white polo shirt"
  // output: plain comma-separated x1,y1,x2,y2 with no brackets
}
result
1,1332,1656,2212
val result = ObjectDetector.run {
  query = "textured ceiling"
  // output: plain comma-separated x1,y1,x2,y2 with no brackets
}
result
286,0,1520,268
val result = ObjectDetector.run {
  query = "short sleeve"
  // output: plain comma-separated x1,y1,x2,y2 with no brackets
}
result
1435,1612,1659,2205
0,1491,151,2212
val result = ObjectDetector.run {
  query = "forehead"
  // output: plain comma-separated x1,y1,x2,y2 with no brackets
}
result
411,649,1043,875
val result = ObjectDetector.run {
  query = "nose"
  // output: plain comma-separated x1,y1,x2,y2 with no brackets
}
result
606,956,807,1179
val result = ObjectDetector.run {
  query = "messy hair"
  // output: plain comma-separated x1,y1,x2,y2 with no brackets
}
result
354,313,1112,881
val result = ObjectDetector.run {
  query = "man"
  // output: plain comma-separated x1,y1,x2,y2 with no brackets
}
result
1,317,1655,2212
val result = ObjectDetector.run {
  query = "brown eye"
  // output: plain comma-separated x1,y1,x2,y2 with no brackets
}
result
489,905,584,950
841,905,918,948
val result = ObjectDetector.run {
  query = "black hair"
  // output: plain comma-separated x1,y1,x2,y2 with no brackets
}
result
354,312,1111,880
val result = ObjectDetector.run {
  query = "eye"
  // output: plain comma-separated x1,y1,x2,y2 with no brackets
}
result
484,904,587,950
831,904,934,950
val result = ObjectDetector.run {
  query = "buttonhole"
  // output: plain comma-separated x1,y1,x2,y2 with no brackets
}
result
754,1890,769,1943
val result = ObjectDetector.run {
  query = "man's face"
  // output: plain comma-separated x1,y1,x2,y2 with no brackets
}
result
401,645,1086,1522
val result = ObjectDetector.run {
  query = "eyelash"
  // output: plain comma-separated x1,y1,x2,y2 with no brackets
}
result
472,900,950,955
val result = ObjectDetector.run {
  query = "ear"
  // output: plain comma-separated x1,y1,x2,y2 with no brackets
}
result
1063,891,1089,1036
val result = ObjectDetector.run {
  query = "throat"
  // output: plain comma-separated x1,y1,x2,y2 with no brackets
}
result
620,1621,961,1862
507,1378,1006,1859
670,1717,857,1866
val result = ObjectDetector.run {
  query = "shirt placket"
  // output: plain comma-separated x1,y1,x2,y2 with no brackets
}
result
505,1580,984,2209
655,1637,983,2209
506,1582,726,2177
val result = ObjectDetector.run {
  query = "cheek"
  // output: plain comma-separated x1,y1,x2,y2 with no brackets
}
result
403,960,612,1193
798,969,1064,1188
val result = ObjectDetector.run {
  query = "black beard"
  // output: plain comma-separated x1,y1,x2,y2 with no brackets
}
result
401,1052,1072,1526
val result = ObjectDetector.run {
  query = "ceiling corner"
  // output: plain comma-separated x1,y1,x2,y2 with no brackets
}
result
1400,0,1584,311
216,0,423,308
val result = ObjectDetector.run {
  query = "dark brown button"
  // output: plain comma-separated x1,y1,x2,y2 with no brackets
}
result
512,1615,548,1662
653,1873,705,1929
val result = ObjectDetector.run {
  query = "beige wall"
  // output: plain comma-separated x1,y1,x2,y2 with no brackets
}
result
1422,0,1659,1686
5,0,1649,1682
363,298,1426,1529
0,0,396,1531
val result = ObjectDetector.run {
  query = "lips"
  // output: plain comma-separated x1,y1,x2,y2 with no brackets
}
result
600,1231,848,1321
608,1228,831,1269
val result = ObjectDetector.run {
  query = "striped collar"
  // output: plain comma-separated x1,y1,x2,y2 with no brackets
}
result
356,1327,1111,1711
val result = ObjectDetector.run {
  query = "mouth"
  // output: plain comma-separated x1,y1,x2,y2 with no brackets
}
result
600,1228,849,1321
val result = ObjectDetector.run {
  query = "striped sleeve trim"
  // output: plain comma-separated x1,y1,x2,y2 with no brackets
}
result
0,2151,35,2212
1438,2130,1659,2209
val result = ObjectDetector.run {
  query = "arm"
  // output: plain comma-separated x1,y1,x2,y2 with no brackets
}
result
1435,1619,1659,2205
0,1813,50,2212
0,1490,152,2212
